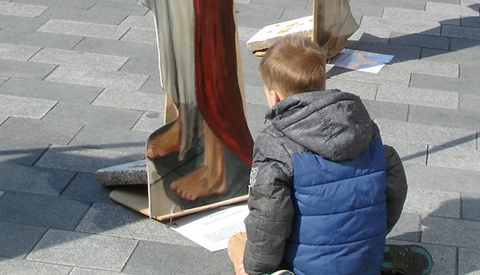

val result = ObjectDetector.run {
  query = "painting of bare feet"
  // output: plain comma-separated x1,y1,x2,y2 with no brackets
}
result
138,0,253,221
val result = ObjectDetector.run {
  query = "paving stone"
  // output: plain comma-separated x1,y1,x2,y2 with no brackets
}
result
344,2,385,22
0,192,90,230
450,37,480,52
422,42,480,66
382,7,461,24
123,240,234,275
404,163,480,194
462,16,480,28
0,59,56,80
235,3,286,29
326,79,378,101
0,42,40,61
0,94,56,119
132,111,164,133
459,93,480,113
0,137,48,166
137,75,163,94
404,188,461,218
422,216,480,249
419,243,457,275
389,32,450,50
374,119,477,149
349,30,391,44
0,113,8,124
27,229,138,271
43,102,143,129
37,19,129,40
0,161,75,196
250,0,308,9
246,102,270,141
70,267,134,275
68,126,149,155
76,203,196,246
459,64,480,79
46,66,148,91
119,14,155,30
351,0,427,11
61,173,114,204
88,0,148,17
347,41,422,61
408,105,480,130
426,2,480,16
0,221,47,258
377,84,458,109
74,37,158,61
35,145,143,173
13,0,97,10
38,6,128,26
442,24,480,40
30,48,128,71
428,145,480,171
359,16,441,36
397,59,459,78
120,28,156,45
0,1,48,17
0,117,83,145
238,26,261,42
0,14,48,32
459,248,480,275
0,29,82,50
0,258,72,274
92,89,162,112
462,193,480,221
386,212,421,242
244,84,267,105
119,56,159,76
381,141,428,165
0,78,102,104
327,65,411,87
363,100,409,122
235,0,253,4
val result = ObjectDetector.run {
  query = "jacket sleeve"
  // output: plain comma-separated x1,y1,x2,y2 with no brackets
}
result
243,133,294,275
383,144,408,233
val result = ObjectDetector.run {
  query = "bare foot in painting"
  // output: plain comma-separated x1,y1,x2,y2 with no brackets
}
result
146,118,181,158
169,123,226,200
170,164,226,200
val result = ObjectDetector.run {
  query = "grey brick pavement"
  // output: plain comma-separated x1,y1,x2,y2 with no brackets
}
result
0,0,479,274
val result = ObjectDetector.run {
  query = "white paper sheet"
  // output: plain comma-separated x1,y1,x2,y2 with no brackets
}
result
170,204,249,252
329,49,394,73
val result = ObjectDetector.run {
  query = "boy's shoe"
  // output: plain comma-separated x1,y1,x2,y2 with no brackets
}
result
269,270,294,275
381,244,433,275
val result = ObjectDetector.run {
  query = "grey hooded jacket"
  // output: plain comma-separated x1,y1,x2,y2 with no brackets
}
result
243,89,407,274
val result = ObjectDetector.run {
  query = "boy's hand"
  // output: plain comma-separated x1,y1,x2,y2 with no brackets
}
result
236,262,248,275
228,232,248,275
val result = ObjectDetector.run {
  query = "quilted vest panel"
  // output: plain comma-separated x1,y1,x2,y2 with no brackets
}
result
284,139,387,275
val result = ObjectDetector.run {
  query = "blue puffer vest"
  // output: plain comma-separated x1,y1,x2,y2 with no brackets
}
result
283,138,387,275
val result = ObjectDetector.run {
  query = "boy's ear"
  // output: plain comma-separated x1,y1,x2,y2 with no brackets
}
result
271,89,285,103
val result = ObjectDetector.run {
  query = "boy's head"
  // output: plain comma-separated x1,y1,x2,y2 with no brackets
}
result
259,35,326,107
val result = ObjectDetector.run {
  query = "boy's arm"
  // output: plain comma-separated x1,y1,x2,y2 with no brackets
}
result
243,133,294,275
384,144,408,233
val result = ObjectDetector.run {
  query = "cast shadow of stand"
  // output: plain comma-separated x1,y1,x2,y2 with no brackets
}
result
387,198,480,274
326,6,480,79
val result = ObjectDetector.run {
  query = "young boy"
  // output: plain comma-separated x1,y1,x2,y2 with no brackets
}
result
228,35,408,275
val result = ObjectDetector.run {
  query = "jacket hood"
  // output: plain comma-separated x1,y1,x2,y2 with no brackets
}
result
265,89,373,161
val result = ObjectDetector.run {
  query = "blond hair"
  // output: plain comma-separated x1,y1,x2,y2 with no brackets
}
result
259,35,326,97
